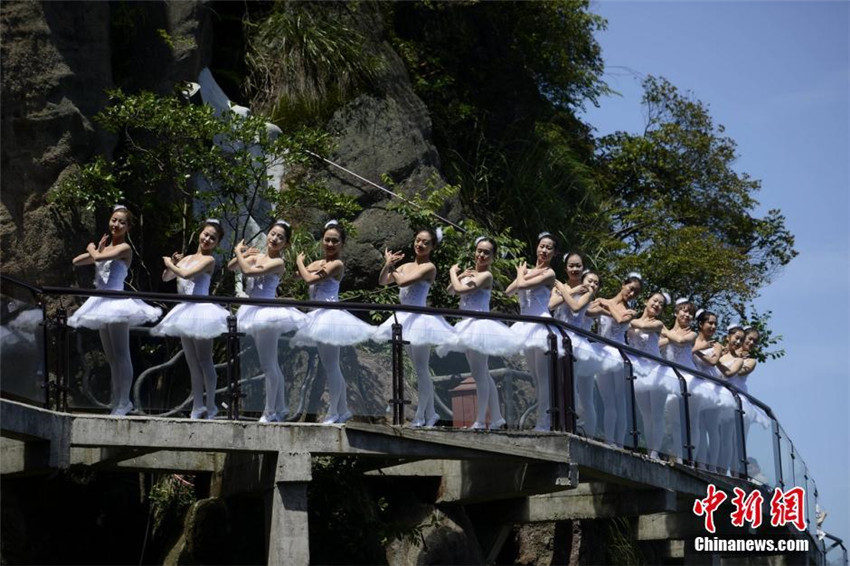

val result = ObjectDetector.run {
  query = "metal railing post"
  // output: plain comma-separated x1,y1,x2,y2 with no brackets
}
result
54,307,70,412
559,330,576,434
389,318,410,426
772,420,785,488
732,392,749,479
670,368,694,466
547,330,560,432
619,350,639,450
225,314,242,420
40,299,50,409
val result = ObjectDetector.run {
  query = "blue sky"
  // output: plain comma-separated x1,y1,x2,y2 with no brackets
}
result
581,0,849,547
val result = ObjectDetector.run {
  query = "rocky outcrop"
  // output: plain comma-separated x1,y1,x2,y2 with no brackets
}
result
0,1,212,285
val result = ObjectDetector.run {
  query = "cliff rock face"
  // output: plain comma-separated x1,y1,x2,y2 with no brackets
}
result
0,0,212,285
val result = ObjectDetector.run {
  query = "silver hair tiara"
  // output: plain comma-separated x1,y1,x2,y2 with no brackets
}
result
435,227,443,244
205,218,221,225
113,204,128,212
660,292,671,305
324,219,339,229
274,219,291,228
675,297,690,305
695,308,705,319
627,271,642,281
742,324,752,332
538,231,553,241
474,235,487,245
727,323,743,333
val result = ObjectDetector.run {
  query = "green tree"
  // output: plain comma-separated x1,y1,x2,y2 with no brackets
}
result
49,88,333,287
596,76,797,357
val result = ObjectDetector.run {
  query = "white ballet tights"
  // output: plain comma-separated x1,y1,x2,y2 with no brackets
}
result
635,383,667,456
717,416,737,473
596,361,626,444
317,343,348,418
99,322,132,409
408,344,436,422
573,359,597,437
666,392,704,462
252,330,286,417
181,337,217,413
524,349,551,430
466,350,503,425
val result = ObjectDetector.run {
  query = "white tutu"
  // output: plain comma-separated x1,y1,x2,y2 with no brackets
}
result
151,302,230,340
569,331,620,374
68,259,162,329
291,308,375,347
8,309,43,333
437,317,522,357
741,396,771,429
68,296,162,330
236,304,305,336
511,318,566,356
373,311,458,349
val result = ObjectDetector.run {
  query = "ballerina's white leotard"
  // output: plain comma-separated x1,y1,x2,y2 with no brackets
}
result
236,273,305,336
68,260,161,329
291,277,375,347
373,280,457,348
554,293,616,372
437,287,522,357
626,327,680,394
511,286,563,355
151,266,229,339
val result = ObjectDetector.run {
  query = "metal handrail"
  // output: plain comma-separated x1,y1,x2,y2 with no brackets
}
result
0,274,835,559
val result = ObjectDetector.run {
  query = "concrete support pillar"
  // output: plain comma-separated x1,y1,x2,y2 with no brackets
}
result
266,452,312,566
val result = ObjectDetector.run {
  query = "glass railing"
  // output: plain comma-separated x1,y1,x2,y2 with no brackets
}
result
1,273,842,562
0,276,46,406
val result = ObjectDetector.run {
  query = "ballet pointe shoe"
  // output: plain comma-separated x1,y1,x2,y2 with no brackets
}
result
111,402,134,417
470,421,487,430
424,415,440,428
489,418,507,430
338,410,353,423
206,406,219,420
190,407,207,420
409,418,425,428
322,414,340,424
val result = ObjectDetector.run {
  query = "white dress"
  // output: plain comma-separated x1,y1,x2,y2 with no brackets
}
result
68,260,162,329
597,313,631,357
626,327,679,394
236,273,305,336
554,295,616,372
725,370,771,428
373,280,458,348
151,269,230,340
511,286,564,355
437,287,522,357
663,341,720,404
291,278,375,347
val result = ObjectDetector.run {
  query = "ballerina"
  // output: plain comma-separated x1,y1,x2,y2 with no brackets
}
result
506,232,560,432
230,219,305,423
720,324,770,474
693,312,743,473
628,291,676,459
549,256,609,437
68,205,162,416
440,236,519,430
151,219,230,419
374,228,457,428
586,273,642,445
291,220,375,424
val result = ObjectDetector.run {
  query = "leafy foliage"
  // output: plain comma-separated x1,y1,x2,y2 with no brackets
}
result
245,1,383,129
594,77,797,353
49,89,331,280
